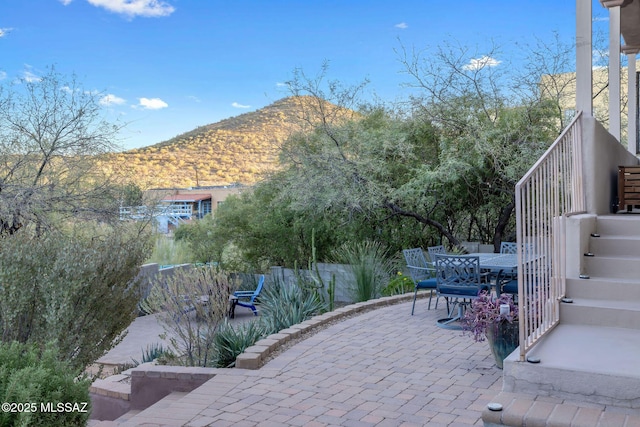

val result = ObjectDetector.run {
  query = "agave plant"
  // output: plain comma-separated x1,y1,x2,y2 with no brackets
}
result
258,277,327,335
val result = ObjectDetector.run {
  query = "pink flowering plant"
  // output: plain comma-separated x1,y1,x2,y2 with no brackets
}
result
461,291,518,342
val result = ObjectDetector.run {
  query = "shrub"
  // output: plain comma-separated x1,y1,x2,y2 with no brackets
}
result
141,266,237,367
147,235,193,266
381,272,414,296
213,320,266,368
333,240,394,302
0,342,91,427
0,222,153,371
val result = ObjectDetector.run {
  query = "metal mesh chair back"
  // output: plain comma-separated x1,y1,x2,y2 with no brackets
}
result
403,248,433,282
500,242,518,254
427,245,447,261
434,254,483,296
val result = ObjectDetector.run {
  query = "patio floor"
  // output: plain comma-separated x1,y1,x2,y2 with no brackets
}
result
114,300,503,426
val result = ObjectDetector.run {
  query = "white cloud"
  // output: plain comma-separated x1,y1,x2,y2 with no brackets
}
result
0,71,6,80
232,102,251,109
462,55,501,71
187,95,201,103
100,93,126,106
0,28,13,38
23,70,41,83
394,22,408,29
59,0,73,5
86,0,175,18
276,82,287,87
137,97,168,109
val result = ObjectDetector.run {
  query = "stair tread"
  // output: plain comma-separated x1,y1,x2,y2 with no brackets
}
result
569,276,640,284
525,324,640,378
586,254,640,260
564,298,640,310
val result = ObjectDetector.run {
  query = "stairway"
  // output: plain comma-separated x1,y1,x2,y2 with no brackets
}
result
502,215,640,411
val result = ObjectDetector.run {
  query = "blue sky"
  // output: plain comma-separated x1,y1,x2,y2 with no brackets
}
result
0,0,608,150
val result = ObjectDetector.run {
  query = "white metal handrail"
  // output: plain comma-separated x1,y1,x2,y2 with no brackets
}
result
119,204,194,220
515,111,586,360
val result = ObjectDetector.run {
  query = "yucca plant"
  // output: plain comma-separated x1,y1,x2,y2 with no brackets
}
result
333,240,394,302
213,320,266,368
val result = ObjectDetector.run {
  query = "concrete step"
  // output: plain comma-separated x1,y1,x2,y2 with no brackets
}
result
560,297,640,329
588,235,640,256
503,323,640,409
566,277,640,300
596,214,640,236
584,255,640,279
116,391,188,426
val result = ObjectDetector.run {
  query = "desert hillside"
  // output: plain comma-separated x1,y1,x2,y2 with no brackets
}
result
101,96,349,189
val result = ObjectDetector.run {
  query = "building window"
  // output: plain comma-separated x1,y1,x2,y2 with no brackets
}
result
202,200,212,216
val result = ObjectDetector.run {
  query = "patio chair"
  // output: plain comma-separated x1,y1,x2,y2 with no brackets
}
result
232,274,265,316
427,245,447,260
500,242,518,254
434,254,490,329
403,248,438,315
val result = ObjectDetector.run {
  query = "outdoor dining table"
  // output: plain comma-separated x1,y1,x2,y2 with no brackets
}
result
467,253,518,275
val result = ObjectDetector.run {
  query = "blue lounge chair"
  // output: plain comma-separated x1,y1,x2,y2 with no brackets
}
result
232,274,264,316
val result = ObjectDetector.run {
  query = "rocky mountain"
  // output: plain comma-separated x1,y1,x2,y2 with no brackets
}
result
102,96,343,189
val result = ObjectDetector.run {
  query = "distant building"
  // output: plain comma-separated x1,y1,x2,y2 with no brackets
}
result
120,184,246,233
541,59,640,145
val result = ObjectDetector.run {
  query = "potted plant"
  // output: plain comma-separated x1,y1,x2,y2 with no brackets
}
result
462,290,519,369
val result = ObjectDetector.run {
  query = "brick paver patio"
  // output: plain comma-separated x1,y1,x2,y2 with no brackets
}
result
120,300,503,426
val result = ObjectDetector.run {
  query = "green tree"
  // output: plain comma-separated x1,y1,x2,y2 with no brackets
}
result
0,68,155,375
184,39,569,267
0,67,124,236
397,40,561,249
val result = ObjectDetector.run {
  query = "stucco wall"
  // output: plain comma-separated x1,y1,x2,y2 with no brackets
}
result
581,114,639,215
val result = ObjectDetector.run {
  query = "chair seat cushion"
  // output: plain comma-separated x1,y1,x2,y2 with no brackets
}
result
438,284,489,297
501,279,518,294
416,278,437,289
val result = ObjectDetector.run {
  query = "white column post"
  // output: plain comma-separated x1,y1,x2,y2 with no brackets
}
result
576,0,592,116
609,5,621,140
628,53,637,153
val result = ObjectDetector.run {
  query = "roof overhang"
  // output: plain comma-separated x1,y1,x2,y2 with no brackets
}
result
602,0,640,53
162,193,212,203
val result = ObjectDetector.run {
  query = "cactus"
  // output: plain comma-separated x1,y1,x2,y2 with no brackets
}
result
293,228,335,312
